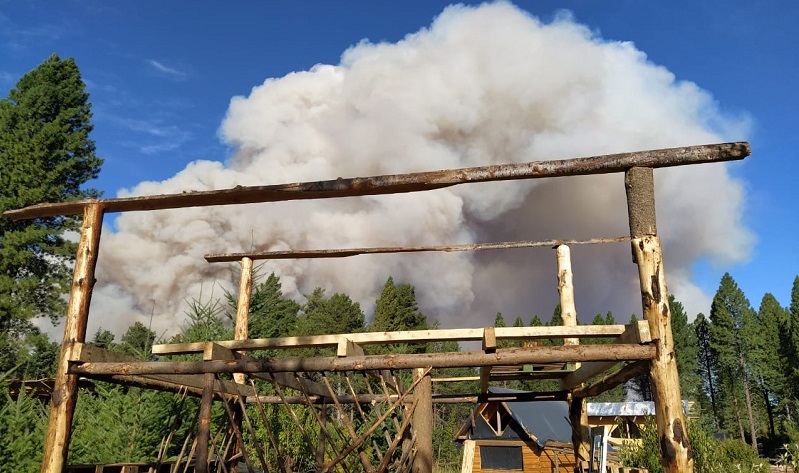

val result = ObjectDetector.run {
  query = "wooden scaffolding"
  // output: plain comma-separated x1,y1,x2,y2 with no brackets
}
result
4,142,751,473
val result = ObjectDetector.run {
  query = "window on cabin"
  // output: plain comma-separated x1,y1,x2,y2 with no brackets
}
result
479,405,513,435
480,446,523,470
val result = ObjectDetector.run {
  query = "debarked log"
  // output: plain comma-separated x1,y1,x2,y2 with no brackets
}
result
70,344,656,376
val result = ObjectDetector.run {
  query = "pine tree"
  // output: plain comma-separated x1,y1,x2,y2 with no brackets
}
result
694,313,720,427
754,293,789,439
709,273,758,450
245,272,300,339
670,295,701,402
0,54,102,373
369,277,427,354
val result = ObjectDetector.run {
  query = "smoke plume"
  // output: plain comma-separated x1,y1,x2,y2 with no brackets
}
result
89,3,752,337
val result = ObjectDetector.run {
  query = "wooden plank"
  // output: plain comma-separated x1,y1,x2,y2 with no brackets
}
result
560,324,651,390
152,325,629,355
41,203,104,473
480,327,496,393
337,338,364,357
5,142,750,221
73,344,657,376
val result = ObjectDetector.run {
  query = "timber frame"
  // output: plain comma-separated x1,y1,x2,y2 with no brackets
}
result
5,142,751,473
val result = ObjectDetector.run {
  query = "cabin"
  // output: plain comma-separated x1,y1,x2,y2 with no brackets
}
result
456,391,691,473
455,388,576,473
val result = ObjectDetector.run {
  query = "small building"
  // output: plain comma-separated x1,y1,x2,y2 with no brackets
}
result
454,389,576,473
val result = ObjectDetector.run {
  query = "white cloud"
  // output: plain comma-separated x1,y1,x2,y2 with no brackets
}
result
93,3,752,336
147,59,188,81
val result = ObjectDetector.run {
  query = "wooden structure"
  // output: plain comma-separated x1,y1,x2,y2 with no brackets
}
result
4,142,751,473
454,391,577,473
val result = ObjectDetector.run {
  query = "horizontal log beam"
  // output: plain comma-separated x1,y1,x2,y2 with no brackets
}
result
205,237,630,262
152,325,630,355
72,344,656,376
560,323,651,390
247,390,568,405
5,142,749,220
572,360,649,399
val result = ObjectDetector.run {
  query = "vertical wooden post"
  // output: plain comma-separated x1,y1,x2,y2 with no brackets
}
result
41,203,104,473
412,367,433,473
195,373,215,473
556,245,590,467
233,257,253,385
625,167,693,473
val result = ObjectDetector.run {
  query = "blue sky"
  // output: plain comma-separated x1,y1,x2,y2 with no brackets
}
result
1,0,797,316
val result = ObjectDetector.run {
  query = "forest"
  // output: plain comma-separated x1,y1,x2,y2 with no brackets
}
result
1,55,798,473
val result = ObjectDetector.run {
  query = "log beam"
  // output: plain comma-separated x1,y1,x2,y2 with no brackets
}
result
233,257,253,384
412,367,433,473
572,360,649,399
41,203,104,473
6,143,749,220
626,166,693,473
72,343,656,376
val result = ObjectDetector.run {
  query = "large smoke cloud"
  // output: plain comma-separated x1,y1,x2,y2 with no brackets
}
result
89,3,752,337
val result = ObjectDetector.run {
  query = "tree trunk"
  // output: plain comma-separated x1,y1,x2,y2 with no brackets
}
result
740,356,758,452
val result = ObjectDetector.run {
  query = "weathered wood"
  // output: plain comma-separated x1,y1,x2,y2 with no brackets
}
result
152,325,629,355
625,167,657,238
460,440,476,473
72,344,656,376
253,371,331,398
413,367,433,473
560,324,651,390
6,143,750,221
233,257,253,385
572,360,649,399
479,327,497,393
206,237,631,262
556,245,579,346
245,390,568,405
319,368,431,473
195,373,215,473
41,203,104,473
569,397,591,465
557,245,590,466
633,236,693,473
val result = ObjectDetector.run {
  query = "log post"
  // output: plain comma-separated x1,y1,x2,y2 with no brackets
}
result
233,257,253,385
195,373,215,473
412,367,433,473
41,203,104,473
556,245,590,467
625,167,693,473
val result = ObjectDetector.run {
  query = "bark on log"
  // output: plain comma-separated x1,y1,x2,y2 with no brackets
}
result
40,204,104,473
233,257,253,385
71,343,656,376
6,142,750,220
632,236,693,473
413,368,433,473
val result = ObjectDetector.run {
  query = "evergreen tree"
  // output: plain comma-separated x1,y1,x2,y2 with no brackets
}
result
780,276,799,420
118,322,156,359
709,273,758,450
670,295,701,402
243,272,300,339
0,54,103,374
753,293,789,439
695,313,720,428
298,288,364,336
370,277,427,333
